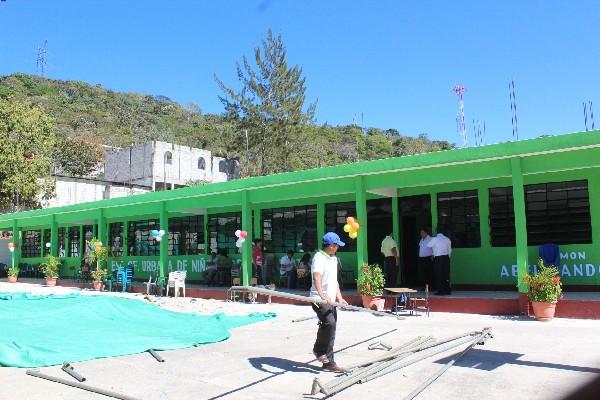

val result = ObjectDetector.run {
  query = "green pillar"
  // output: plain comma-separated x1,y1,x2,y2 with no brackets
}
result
241,191,253,285
511,158,529,293
430,191,438,233
355,176,368,278
159,202,168,279
392,191,400,283
253,208,262,240
317,202,325,245
11,220,20,269
50,216,58,257
204,210,209,255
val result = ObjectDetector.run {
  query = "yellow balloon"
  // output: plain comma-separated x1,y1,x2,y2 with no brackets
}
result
343,224,352,232
349,231,358,239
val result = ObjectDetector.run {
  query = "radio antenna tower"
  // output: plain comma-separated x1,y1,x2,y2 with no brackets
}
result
509,80,518,141
36,40,48,77
583,101,595,131
452,84,467,146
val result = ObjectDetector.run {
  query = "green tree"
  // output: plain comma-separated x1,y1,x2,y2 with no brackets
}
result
53,132,105,176
215,29,317,176
0,98,56,212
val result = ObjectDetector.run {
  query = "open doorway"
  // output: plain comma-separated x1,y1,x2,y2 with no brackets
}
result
366,198,393,267
399,195,431,287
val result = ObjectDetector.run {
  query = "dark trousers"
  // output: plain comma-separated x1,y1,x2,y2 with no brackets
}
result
254,265,262,285
384,256,398,287
312,303,337,363
418,256,434,290
433,255,451,294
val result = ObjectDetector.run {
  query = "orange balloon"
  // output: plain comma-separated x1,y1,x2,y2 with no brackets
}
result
352,222,360,231
346,216,356,225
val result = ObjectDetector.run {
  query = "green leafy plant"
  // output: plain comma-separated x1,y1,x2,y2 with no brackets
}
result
7,266,19,278
356,263,385,297
91,268,109,282
84,238,108,267
523,259,563,303
39,255,61,278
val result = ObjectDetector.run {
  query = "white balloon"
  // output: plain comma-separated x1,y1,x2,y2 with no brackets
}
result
159,230,165,236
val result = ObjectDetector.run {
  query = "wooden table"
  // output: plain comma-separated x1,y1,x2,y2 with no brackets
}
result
384,287,418,315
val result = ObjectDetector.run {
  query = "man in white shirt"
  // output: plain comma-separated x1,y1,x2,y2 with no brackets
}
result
427,231,452,295
279,250,297,288
418,228,434,291
380,232,399,286
310,232,348,373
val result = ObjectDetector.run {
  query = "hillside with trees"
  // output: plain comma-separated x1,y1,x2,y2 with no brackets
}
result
0,29,453,183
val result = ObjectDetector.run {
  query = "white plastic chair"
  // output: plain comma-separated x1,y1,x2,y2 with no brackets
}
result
176,271,187,297
167,271,179,297
145,274,157,295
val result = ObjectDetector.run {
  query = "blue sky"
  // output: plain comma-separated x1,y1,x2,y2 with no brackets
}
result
1,0,599,145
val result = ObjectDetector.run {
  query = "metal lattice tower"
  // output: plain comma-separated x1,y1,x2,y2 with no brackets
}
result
583,101,595,131
509,80,518,141
36,40,48,77
452,84,467,147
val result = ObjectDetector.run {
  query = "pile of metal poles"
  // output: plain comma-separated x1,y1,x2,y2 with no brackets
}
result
311,328,493,398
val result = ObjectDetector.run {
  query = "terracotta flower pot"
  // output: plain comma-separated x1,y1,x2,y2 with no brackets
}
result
531,301,557,321
45,277,57,287
93,281,103,291
361,295,385,311
8,276,17,283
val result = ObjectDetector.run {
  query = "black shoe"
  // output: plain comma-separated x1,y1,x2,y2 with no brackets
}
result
322,362,349,373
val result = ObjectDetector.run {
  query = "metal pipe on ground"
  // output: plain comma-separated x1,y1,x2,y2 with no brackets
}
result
402,328,493,400
292,315,317,323
359,329,492,383
314,336,435,396
148,349,164,362
61,363,86,382
26,370,141,400
230,286,404,319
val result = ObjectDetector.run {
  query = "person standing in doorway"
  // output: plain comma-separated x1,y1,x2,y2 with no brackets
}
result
427,231,452,295
418,228,434,291
380,232,400,287
310,232,348,372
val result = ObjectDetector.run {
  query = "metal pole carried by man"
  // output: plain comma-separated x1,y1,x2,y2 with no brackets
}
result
310,232,349,373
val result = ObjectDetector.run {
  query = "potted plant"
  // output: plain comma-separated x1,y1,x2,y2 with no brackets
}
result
7,266,19,283
85,238,109,290
40,255,61,286
523,259,563,321
356,263,386,311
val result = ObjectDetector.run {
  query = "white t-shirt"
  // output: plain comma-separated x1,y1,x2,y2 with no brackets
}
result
427,234,452,256
309,250,339,301
418,236,433,257
279,256,296,275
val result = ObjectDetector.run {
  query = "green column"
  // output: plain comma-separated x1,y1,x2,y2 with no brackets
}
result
159,202,168,279
392,191,400,282
241,191,253,285
50,216,58,257
430,191,438,233
511,158,528,293
355,176,368,278
97,209,106,270
11,220,20,269
317,202,325,243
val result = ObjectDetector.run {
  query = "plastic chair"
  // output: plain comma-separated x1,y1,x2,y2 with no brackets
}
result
145,274,157,295
410,284,430,317
175,271,187,297
167,271,186,297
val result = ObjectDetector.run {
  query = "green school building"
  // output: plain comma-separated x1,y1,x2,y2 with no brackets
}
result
2,130,600,296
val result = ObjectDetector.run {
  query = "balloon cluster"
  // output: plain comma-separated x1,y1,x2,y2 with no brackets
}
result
151,229,166,242
235,229,248,248
343,217,360,239
7,242,16,253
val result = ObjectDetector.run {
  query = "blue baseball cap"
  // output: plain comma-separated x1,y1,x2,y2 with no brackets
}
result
323,232,345,247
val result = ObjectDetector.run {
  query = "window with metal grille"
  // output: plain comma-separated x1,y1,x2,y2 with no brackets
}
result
437,190,481,248
169,215,205,255
109,222,124,257
208,212,241,254
69,227,80,257
262,206,317,253
43,229,51,256
489,187,515,247
325,202,357,252
128,219,160,256
58,228,67,257
525,180,592,245
22,230,41,258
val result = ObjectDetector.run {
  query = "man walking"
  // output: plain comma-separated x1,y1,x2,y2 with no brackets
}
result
427,231,452,295
418,228,434,290
310,232,348,372
380,232,399,287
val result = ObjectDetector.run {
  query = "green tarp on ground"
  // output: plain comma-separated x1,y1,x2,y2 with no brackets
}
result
0,292,275,368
